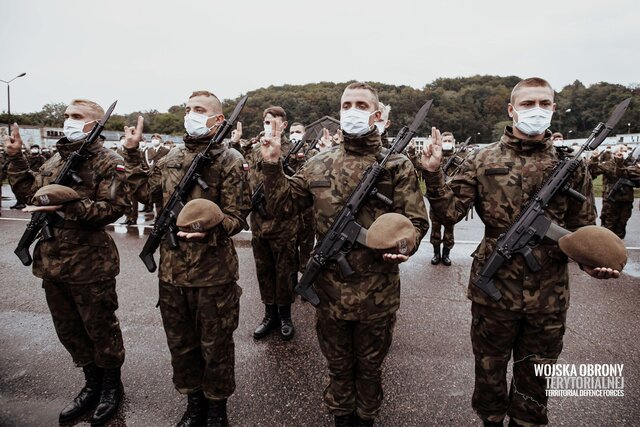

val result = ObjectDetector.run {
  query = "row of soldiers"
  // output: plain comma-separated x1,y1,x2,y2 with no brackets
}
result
1,78,630,427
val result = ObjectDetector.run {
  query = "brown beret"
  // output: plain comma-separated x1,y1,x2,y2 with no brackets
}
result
558,225,627,271
32,184,81,206
365,213,416,255
176,199,224,233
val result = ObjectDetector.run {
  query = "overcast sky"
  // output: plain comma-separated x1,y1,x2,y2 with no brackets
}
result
2,0,638,115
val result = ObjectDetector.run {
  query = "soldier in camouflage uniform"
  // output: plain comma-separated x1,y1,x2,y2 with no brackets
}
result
122,90,250,427
246,107,305,341
421,77,620,427
5,99,127,425
589,144,635,238
290,122,317,272
260,82,429,427
428,131,457,266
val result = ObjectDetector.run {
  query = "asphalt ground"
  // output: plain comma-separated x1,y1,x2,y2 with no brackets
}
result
0,184,639,427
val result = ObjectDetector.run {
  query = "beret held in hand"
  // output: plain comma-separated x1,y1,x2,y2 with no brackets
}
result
31,184,80,206
558,225,627,271
365,213,416,255
176,199,224,233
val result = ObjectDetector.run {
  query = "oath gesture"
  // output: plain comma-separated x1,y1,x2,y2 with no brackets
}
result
231,122,243,144
4,123,24,156
420,127,443,172
260,121,284,163
123,116,145,149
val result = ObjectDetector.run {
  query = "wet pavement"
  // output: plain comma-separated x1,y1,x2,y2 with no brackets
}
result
1,184,639,426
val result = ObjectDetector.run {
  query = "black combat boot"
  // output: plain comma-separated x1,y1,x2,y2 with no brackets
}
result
484,421,504,427
441,246,452,266
89,368,123,426
206,398,229,427
177,390,208,427
355,413,374,426
430,244,441,265
59,363,103,423
278,304,294,341
334,412,355,427
253,304,279,339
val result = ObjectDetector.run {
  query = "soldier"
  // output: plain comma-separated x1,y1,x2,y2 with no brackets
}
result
428,131,457,266
247,106,303,341
144,133,171,215
5,99,127,425
27,144,47,170
260,82,429,426
117,135,143,225
421,77,620,426
122,90,250,427
290,122,316,271
590,144,635,238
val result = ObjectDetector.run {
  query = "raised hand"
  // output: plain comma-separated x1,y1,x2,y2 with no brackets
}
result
260,121,282,162
231,122,243,143
5,123,24,156
318,128,332,151
420,127,443,172
123,116,145,149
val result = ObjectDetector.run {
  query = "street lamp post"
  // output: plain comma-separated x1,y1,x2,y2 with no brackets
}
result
0,72,27,134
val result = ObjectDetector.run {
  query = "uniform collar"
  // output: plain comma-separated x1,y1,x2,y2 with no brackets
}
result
500,126,553,153
55,137,101,159
342,127,381,156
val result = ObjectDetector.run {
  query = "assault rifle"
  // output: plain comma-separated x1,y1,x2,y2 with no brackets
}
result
251,129,319,217
294,100,433,306
443,136,472,174
14,101,118,266
607,145,640,201
473,98,631,301
139,95,248,273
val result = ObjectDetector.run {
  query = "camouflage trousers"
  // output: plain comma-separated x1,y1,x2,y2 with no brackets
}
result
43,279,125,369
158,281,241,400
297,207,316,271
471,303,566,426
316,311,396,421
600,199,633,239
251,235,298,305
429,212,455,248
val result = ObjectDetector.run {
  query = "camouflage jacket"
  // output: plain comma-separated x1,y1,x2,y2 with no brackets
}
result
246,135,305,239
7,138,128,284
123,137,251,287
262,128,430,320
423,127,596,314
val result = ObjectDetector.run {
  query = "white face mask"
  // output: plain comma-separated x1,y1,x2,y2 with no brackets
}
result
513,106,553,136
264,124,274,138
442,142,454,151
552,139,564,147
151,138,160,146
184,112,216,137
63,118,89,142
340,108,374,135
289,133,303,143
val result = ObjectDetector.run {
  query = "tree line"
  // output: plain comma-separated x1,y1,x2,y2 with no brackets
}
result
2,75,638,143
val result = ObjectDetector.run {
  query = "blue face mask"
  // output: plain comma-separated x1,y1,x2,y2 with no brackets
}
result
63,119,89,142
184,112,216,137
340,108,374,135
513,106,553,136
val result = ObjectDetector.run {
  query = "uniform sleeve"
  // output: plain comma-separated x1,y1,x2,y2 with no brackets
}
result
262,160,313,217
218,155,251,236
564,160,597,231
392,158,430,255
62,155,128,226
422,154,478,226
7,153,39,201
122,147,161,206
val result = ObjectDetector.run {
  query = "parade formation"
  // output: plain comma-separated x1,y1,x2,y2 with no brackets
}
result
0,77,638,427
